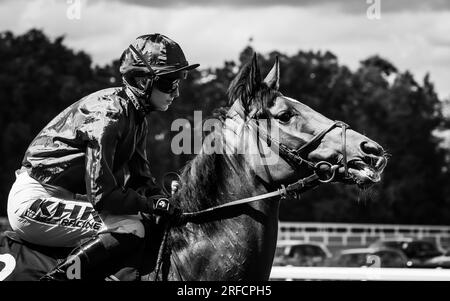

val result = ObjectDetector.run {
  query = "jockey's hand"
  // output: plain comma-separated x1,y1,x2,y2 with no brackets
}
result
145,195,182,225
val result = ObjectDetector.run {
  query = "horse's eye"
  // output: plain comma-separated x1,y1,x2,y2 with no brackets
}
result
277,111,294,123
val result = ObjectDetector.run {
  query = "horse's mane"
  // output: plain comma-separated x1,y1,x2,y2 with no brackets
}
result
165,59,288,277
176,145,223,212
175,126,248,213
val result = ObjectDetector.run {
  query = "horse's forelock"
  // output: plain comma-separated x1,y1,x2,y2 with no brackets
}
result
228,74,280,117
253,88,281,118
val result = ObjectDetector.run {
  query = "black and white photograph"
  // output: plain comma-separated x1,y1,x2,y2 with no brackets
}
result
0,0,450,287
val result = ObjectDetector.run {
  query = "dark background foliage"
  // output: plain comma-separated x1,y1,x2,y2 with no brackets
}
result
1,29,449,224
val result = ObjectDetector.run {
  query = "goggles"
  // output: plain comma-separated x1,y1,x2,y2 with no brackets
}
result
132,72,181,94
154,77,180,94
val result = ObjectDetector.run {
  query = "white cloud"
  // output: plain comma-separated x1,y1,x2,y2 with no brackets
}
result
107,0,450,13
0,0,449,98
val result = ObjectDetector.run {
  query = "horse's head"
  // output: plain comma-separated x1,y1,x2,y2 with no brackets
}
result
167,55,389,281
223,54,387,190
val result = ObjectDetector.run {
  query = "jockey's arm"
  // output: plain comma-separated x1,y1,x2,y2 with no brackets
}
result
127,118,165,197
83,109,150,215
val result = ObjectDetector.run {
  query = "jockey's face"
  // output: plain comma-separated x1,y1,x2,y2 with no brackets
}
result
149,73,183,111
149,86,179,111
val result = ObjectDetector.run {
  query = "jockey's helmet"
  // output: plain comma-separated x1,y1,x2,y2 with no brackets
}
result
119,34,199,112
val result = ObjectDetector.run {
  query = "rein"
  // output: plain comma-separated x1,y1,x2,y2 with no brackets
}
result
180,173,320,222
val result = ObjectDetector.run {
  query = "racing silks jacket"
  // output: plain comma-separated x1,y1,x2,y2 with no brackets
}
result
21,87,163,214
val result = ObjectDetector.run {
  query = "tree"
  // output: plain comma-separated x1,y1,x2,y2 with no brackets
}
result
1,29,449,225
0,29,117,214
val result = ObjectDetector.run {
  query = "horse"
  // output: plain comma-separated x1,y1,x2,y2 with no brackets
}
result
0,54,387,281
139,54,387,281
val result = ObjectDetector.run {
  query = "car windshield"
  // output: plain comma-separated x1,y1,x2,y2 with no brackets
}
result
376,251,406,267
403,241,440,258
382,241,405,249
290,245,325,257
337,253,368,267
273,244,328,267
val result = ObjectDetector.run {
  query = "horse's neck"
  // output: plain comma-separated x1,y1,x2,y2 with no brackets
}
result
169,153,280,280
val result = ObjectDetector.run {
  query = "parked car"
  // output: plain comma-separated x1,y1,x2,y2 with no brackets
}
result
330,247,409,268
369,238,444,267
273,241,332,267
424,250,450,268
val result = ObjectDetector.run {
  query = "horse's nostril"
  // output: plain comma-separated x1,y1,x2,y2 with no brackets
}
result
360,141,383,157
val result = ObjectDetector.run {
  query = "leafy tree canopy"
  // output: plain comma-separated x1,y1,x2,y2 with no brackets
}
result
1,29,449,225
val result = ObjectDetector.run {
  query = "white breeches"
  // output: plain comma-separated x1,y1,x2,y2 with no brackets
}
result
7,170,145,247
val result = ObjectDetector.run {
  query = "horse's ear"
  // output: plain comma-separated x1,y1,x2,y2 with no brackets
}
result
263,56,280,90
227,53,262,111
247,53,262,97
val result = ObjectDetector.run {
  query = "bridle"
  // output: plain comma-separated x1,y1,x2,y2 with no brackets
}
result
153,114,352,281
154,115,352,281
250,119,350,183
179,114,352,223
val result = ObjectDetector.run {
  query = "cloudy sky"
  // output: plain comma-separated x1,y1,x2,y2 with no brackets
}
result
1,0,449,98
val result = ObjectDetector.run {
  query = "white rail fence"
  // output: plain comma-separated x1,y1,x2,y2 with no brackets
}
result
270,266,450,281
278,222,450,249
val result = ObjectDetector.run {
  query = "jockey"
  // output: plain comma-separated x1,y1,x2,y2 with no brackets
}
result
6,34,199,280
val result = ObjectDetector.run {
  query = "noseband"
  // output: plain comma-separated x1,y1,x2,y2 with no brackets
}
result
251,119,350,183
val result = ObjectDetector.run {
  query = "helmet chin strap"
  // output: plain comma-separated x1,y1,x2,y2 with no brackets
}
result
125,44,161,113
123,76,155,114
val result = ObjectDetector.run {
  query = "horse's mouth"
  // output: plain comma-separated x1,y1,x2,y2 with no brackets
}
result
345,160,383,188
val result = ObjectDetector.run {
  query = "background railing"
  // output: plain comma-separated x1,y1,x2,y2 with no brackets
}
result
273,222,450,280
278,222,450,252
3,218,450,249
